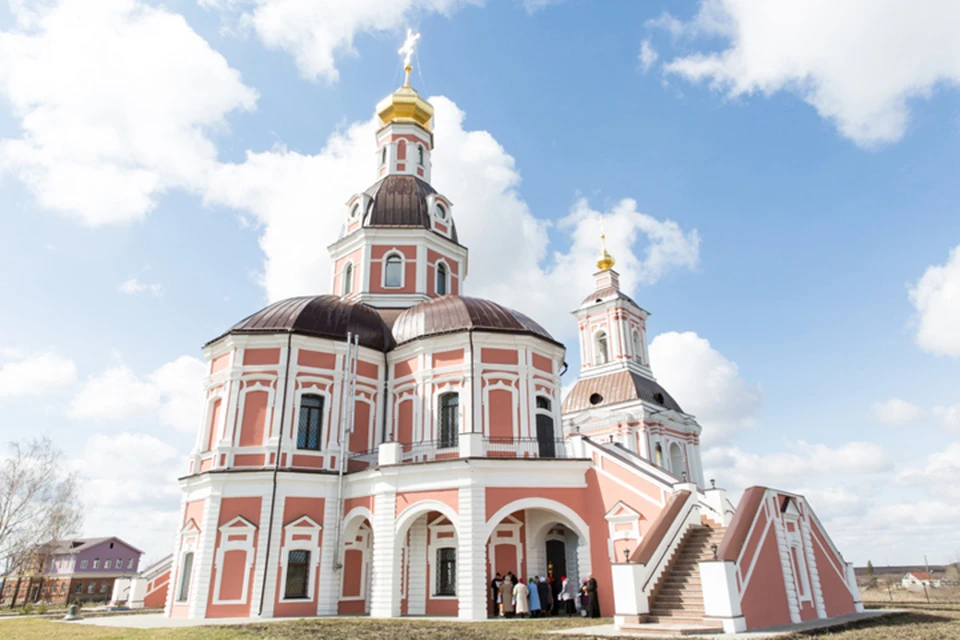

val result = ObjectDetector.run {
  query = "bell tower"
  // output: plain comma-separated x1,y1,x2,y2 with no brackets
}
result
327,31,468,309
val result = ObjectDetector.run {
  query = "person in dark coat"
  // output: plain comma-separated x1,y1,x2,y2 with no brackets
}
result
490,573,502,618
537,576,551,616
586,573,601,618
551,575,562,615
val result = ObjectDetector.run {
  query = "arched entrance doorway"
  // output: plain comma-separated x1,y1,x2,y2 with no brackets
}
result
392,502,460,617
484,500,591,617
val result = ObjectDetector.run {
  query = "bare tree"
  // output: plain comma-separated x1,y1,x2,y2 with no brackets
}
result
0,437,82,605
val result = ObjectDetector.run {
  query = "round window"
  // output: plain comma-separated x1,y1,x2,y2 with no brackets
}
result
589,393,603,406
436,203,446,220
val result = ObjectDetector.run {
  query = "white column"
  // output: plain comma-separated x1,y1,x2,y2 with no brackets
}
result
407,518,427,615
187,496,221,619
253,495,283,618
370,491,400,617
457,485,487,620
316,496,340,615
698,560,746,633
800,517,827,619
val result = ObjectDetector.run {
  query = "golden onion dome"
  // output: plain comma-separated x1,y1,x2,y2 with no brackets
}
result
597,233,615,271
376,65,434,131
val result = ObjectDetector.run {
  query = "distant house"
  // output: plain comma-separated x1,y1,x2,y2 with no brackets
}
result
902,571,940,590
111,555,173,609
0,537,143,606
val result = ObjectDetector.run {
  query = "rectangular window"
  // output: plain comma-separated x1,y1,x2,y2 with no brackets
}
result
76,583,83,594
296,395,324,451
438,393,459,449
284,550,310,599
100,583,108,594
87,583,95,594
80,560,88,569
436,548,456,596
93,558,100,569
176,552,194,603
127,558,134,569
104,560,111,569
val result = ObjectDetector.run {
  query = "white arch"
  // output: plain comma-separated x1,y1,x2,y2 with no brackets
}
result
342,506,374,541
395,500,459,538
483,497,589,543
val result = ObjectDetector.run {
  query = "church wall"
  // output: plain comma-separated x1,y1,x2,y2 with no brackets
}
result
272,497,325,618
238,388,270,447
333,249,362,295
369,245,417,294
396,490,459,517
738,531,792,629
809,521,856,618
204,497,261,618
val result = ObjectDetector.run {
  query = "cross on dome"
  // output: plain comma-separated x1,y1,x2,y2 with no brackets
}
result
398,28,420,87
597,232,615,271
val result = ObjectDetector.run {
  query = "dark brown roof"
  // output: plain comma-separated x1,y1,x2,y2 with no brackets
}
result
580,286,641,308
364,175,459,243
392,295,558,346
209,295,395,352
562,370,683,413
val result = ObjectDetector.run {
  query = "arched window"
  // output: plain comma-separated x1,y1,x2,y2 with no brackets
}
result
418,144,425,166
397,139,407,160
284,550,310,599
296,395,324,451
436,203,446,219
384,254,403,288
435,547,456,595
654,443,663,467
438,392,459,448
633,330,643,361
436,262,448,296
594,331,609,365
342,263,353,296
381,147,387,165
535,396,556,457
669,442,684,477
176,552,193,602
349,203,359,219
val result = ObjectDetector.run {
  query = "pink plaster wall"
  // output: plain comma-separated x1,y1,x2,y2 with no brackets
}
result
349,401,372,454
739,531,792,629
481,348,518,365
487,388,514,440
204,399,222,453
531,353,552,373
433,349,463,368
396,490,459,517
273,497,325,618
205,497,262,618
397,399,414,445
239,390,269,447
211,353,230,374
298,350,335,369
244,349,280,366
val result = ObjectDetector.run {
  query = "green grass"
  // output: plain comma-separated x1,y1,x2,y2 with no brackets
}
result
1,606,958,639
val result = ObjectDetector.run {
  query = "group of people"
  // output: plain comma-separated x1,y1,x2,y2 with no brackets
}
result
489,572,600,619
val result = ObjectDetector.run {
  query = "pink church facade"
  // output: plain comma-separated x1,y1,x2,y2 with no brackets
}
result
165,64,862,633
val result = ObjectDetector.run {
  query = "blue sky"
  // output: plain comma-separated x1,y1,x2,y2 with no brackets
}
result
1,0,959,567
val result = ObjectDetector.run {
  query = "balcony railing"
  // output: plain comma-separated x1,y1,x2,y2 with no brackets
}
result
483,437,568,459
347,449,379,471
401,440,460,463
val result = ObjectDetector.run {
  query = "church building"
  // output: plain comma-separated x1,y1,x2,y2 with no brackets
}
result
164,47,863,634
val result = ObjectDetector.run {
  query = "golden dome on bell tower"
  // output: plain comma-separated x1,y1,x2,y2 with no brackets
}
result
597,233,615,271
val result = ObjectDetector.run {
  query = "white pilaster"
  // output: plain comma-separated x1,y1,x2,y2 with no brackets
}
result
370,491,400,617
407,518,427,615
699,560,746,633
316,496,339,615
457,484,487,620
187,496,221,619
800,517,826,619
254,495,283,618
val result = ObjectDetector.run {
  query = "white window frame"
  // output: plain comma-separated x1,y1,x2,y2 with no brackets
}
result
382,250,405,289
427,515,459,599
212,516,257,605
279,516,323,603
604,502,642,563
339,522,372,601
594,330,610,365
435,260,449,296
175,519,200,604
342,261,355,296
80,559,88,569
93,558,100,569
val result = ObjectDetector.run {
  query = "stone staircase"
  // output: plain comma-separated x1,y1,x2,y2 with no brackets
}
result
643,524,726,632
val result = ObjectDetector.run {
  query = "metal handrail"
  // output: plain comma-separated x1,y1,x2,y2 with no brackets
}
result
482,437,567,459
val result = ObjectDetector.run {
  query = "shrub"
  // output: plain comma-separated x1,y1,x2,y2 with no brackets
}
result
37,602,48,614
18,602,33,615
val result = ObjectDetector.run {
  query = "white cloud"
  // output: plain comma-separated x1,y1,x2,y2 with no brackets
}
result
705,440,891,491
523,0,562,14
657,0,960,146
639,39,658,73
67,355,206,432
204,96,700,340
870,398,924,426
897,442,960,499
205,0,480,82
933,405,960,432
0,350,77,399
77,432,184,561
910,244,960,357
0,0,257,225
648,331,761,444
118,278,164,296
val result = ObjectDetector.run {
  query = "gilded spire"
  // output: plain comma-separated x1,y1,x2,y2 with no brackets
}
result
597,233,615,271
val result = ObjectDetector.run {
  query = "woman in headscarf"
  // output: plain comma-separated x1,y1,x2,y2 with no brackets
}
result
514,577,530,617
586,573,601,618
528,577,541,616
538,576,552,616
558,575,573,616
499,573,514,618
